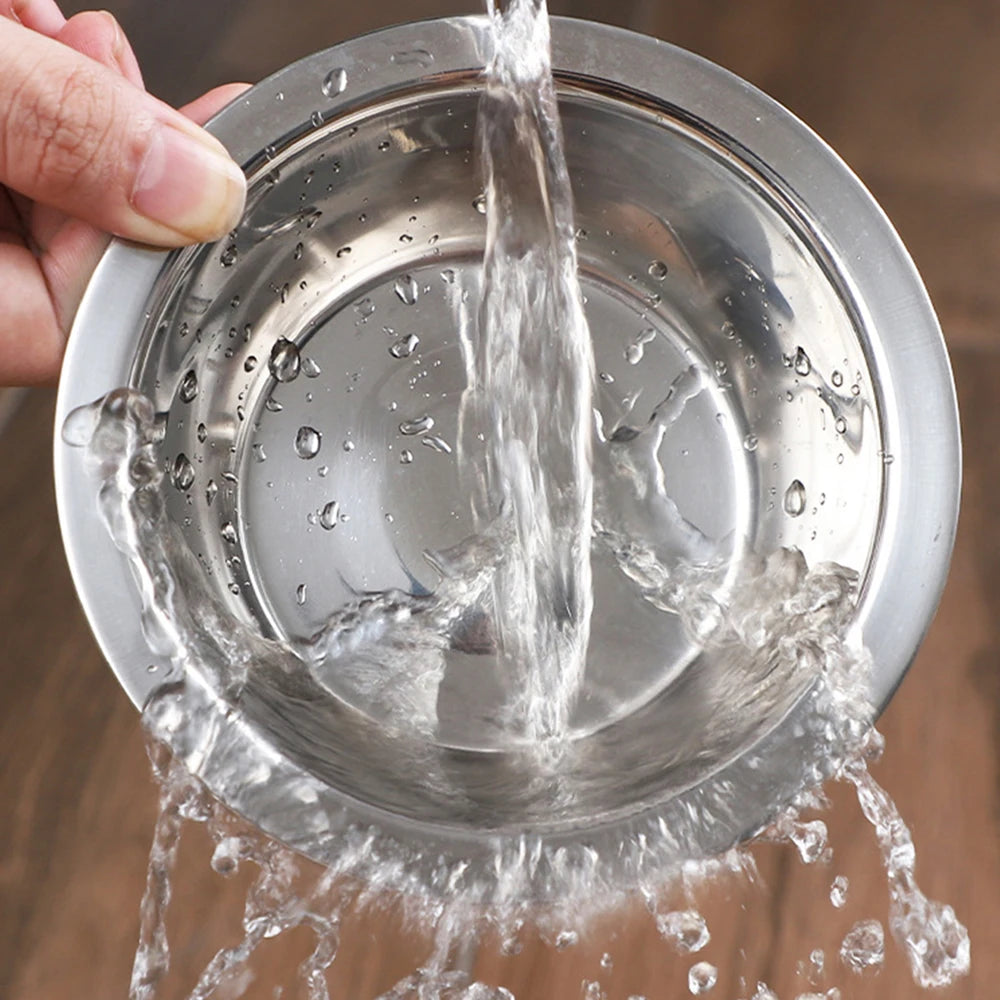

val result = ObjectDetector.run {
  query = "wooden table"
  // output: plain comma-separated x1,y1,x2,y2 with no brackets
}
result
2,2,998,998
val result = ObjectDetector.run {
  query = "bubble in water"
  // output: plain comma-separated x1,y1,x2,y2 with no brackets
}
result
656,911,710,954
688,961,717,994
421,435,452,455
783,479,807,517
840,919,885,974
294,426,322,459
321,67,347,97
295,583,307,606
220,522,238,545
269,338,301,383
390,333,420,358
647,259,668,280
178,370,198,403
794,346,812,376
319,500,340,530
302,357,322,378
399,415,434,436
830,875,849,908
171,454,194,492
394,274,420,305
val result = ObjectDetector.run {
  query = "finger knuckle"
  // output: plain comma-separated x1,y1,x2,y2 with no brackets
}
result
27,63,117,195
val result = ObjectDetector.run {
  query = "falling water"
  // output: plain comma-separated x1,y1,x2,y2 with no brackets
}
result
458,0,595,745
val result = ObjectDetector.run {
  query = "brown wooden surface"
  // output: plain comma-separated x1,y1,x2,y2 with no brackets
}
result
3,1,999,998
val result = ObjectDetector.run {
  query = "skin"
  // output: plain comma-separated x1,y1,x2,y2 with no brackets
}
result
0,0,249,385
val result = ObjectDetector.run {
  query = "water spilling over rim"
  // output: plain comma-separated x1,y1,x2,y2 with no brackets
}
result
55,15,959,906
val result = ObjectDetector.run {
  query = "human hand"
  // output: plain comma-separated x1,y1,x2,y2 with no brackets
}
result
0,0,248,385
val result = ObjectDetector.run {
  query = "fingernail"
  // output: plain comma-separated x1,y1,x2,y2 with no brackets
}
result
130,122,246,244
12,0,67,34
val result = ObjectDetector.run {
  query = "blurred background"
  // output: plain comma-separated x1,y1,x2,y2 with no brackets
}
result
2,1,998,998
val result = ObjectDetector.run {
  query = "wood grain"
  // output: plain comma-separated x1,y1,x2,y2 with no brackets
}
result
4,2,999,998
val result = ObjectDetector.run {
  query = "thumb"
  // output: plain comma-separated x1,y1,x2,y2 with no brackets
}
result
0,17,245,247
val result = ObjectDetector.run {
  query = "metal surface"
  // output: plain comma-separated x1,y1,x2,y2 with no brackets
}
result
54,17,959,889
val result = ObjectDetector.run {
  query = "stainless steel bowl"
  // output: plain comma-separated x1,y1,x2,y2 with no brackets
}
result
55,17,959,897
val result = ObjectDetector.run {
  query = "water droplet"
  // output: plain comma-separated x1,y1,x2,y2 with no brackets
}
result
422,435,452,454
472,193,487,214
293,242,304,261
355,297,376,319
378,138,391,152
394,274,419,305
269,338,301,382
390,48,434,67
794,346,812,376
389,333,420,358
336,245,352,258
599,953,613,971
647,259,668,280
341,440,355,453
625,344,643,365
179,321,190,338
321,67,347,97
171,454,194,492
840,919,885,974
210,836,242,876
399,449,414,464
783,479,807,517
790,818,828,863
220,521,238,545
831,370,844,388
399,233,413,243
714,359,728,378
399,415,434,435
302,357,322,378
751,985,778,1000
319,500,340,530
743,433,759,452
598,371,614,384
178,370,198,404
252,442,267,463
310,110,324,128
318,464,329,477
294,426,322,459
205,479,217,506
295,583,307,606
835,416,847,435
688,961,718,994
220,245,238,267
809,948,825,980
554,930,578,950
264,396,282,413
656,911,710,954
